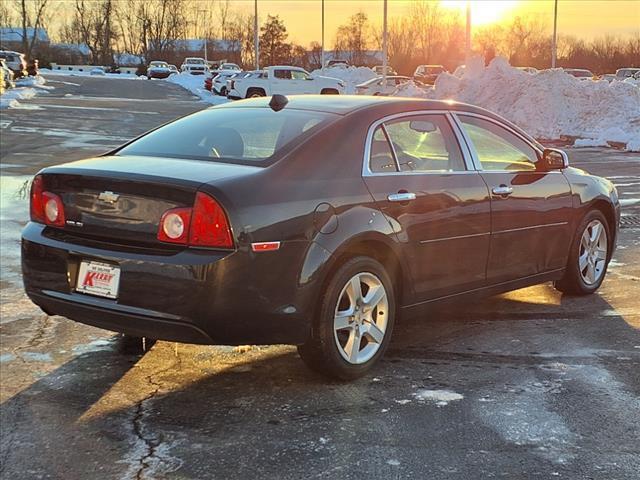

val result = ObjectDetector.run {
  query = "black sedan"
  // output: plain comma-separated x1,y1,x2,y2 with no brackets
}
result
22,95,620,379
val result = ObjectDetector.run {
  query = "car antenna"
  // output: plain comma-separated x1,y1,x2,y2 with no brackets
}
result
269,94,288,112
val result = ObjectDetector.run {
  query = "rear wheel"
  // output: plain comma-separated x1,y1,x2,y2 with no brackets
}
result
246,88,266,98
321,88,339,95
554,210,610,295
298,256,395,380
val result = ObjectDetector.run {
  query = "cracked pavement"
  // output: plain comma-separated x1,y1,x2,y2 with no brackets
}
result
1,74,639,479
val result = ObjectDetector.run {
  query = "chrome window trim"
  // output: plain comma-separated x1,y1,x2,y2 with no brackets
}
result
451,111,546,173
362,110,477,177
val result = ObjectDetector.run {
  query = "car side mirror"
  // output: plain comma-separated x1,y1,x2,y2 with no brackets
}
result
541,148,569,170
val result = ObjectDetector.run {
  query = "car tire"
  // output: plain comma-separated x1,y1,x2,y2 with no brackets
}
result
321,88,339,95
246,88,265,98
554,210,611,295
298,256,395,380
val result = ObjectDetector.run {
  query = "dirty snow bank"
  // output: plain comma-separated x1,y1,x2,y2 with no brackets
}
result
394,57,640,152
166,73,229,105
310,66,377,93
1,75,50,109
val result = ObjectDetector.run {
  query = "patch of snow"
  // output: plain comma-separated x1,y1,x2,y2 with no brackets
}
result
166,73,229,105
573,138,609,148
310,66,377,93
620,198,640,206
386,459,401,466
413,389,464,406
393,56,640,151
394,399,411,405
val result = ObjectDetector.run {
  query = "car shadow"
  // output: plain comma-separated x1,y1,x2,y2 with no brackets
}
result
1,283,638,477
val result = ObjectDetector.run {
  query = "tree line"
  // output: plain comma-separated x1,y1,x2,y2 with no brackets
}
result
1,0,638,74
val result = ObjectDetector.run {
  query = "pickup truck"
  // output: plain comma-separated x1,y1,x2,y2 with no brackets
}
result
181,57,208,75
228,66,345,99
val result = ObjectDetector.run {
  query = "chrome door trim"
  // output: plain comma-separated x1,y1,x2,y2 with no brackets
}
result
493,221,569,235
419,231,490,244
362,110,477,177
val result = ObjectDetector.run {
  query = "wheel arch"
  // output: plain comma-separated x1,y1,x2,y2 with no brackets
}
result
587,198,618,254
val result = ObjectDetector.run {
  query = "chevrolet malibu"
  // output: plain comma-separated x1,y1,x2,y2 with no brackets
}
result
22,95,620,379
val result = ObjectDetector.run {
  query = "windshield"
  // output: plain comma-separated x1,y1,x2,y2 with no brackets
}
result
117,107,336,165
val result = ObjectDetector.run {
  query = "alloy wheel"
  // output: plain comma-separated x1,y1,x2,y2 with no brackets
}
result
333,272,389,365
579,219,608,285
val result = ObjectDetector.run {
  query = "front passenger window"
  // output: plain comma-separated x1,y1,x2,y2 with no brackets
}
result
459,116,538,171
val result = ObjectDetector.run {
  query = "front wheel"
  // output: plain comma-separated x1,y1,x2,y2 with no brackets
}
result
554,210,611,295
298,256,395,380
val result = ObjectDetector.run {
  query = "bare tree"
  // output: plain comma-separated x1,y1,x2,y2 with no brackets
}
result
15,0,49,59
334,11,371,65
74,0,118,65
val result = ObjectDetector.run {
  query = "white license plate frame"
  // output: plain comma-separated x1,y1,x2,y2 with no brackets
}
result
76,260,121,299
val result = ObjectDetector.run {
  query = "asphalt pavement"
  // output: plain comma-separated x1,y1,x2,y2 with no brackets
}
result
1,74,639,480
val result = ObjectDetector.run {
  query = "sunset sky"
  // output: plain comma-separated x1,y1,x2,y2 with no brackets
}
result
234,0,640,46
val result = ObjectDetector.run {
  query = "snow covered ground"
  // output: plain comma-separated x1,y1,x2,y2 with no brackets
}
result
166,73,229,105
40,68,141,80
0,76,51,109
393,57,640,152
310,66,377,94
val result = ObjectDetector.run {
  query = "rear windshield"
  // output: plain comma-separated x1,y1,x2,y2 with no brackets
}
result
117,107,336,165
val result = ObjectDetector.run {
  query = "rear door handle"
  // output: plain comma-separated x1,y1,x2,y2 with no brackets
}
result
492,185,513,196
387,192,416,202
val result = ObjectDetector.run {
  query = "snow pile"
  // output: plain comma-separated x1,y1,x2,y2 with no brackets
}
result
311,66,377,93
413,389,464,407
166,73,229,105
40,68,141,79
0,87,37,109
15,75,47,87
393,56,640,152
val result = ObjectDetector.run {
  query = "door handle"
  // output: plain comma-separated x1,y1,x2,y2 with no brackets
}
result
387,192,416,202
492,185,513,197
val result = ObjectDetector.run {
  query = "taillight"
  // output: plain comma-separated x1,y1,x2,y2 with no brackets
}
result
30,175,45,223
30,175,65,227
157,192,233,249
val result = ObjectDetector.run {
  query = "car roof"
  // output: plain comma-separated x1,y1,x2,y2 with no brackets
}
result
215,95,510,120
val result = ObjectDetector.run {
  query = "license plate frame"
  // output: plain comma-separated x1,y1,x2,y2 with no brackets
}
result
76,260,121,299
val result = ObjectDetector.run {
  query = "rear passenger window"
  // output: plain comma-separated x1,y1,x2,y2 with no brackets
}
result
369,127,397,173
383,114,466,172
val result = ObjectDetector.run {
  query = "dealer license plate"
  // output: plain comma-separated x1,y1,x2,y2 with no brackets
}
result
76,261,120,299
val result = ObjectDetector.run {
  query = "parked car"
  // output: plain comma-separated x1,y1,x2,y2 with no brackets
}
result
623,71,640,87
372,65,397,76
181,57,208,75
226,70,263,98
516,66,538,74
564,68,594,80
325,59,350,68
600,73,616,83
355,75,411,96
208,71,240,95
0,50,27,78
413,64,446,85
0,58,15,89
229,66,345,99
168,64,179,74
21,96,620,379
615,67,640,80
147,61,172,79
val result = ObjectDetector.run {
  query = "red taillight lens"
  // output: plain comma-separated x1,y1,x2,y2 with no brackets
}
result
158,207,191,244
30,175,65,227
156,192,233,249
190,192,233,248
30,175,45,223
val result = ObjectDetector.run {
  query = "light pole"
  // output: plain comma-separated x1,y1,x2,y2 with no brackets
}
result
552,0,558,68
254,0,259,70
465,1,472,63
382,0,388,81
321,0,325,71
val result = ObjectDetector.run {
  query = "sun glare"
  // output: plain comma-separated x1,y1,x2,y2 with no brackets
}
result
441,0,519,26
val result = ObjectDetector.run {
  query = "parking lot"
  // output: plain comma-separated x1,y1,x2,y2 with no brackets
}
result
1,75,639,479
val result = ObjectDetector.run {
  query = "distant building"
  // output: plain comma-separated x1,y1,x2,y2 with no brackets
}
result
0,27,50,51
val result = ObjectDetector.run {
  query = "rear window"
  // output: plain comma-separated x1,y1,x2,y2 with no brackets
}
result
117,107,335,165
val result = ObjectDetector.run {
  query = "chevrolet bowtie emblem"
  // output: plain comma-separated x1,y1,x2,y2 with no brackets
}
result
98,191,120,203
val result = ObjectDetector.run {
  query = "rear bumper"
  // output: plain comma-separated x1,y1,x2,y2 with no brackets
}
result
22,222,315,345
